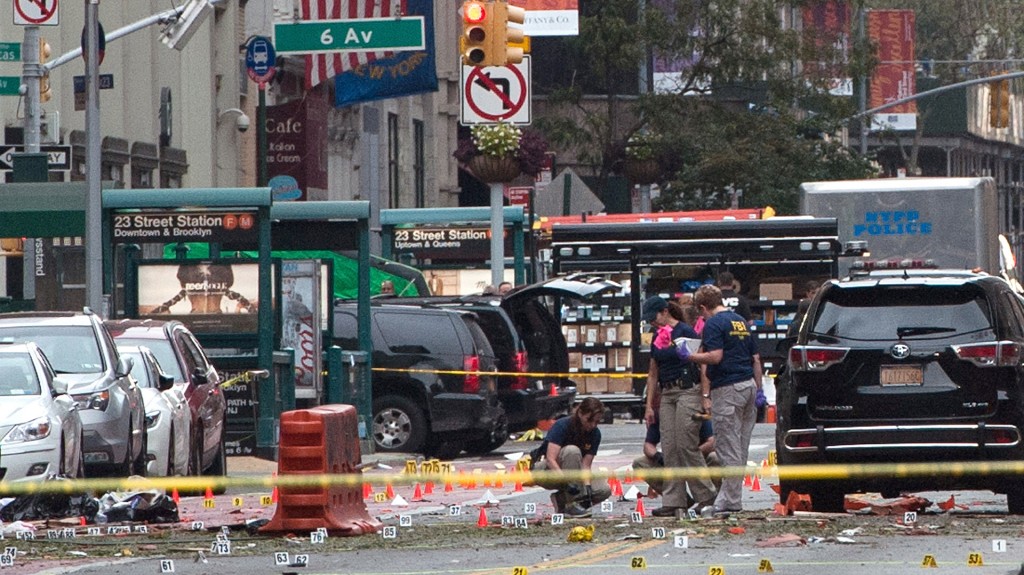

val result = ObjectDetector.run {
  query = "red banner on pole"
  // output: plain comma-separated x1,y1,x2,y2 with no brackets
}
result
868,10,917,129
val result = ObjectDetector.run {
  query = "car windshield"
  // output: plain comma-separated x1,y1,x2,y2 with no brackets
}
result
114,337,184,382
0,355,42,396
810,285,994,341
0,326,103,374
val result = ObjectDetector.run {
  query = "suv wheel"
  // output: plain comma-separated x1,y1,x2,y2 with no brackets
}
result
427,438,465,460
1007,487,1024,514
372,395,427,454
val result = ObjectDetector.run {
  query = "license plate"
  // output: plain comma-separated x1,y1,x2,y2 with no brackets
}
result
880,365,923,386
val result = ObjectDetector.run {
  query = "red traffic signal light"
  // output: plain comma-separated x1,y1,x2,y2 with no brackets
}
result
461,1,489,66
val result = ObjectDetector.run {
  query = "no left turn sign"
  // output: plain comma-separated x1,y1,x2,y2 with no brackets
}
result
14,0,59,26
461,56,531,125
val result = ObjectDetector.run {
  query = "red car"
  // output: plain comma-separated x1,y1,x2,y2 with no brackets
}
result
104,319,226,479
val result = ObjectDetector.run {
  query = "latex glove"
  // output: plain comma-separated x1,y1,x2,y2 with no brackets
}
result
653,325,673,349
673,337,690,361
756,387,768,408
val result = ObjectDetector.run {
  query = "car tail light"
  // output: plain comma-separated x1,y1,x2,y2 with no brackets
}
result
463,355,480,393
511,351,528,390
789,346,849,371
991,428,1017,444
952,341,1021,367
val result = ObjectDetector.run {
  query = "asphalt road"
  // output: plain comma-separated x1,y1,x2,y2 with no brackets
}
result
12,421,1024,575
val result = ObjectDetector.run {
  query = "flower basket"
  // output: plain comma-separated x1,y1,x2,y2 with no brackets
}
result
470,154,522,183
622,158,661,184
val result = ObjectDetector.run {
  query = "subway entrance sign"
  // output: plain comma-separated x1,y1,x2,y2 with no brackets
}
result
273,17,425,55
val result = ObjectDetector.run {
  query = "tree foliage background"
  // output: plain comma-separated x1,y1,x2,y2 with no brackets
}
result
535,0,1024,214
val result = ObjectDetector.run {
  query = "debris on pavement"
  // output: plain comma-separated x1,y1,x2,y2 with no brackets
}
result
755,533,806,548
567,524,594,542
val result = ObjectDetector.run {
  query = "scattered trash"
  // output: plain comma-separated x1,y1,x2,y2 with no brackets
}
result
839,528,862,537
755,533,806,548
937,495,969,511
0,476,97,523
618,534,641,541
94,489,178,524
1,521,37,536
727,527,745,535
67,551,88,557
567,525,594,542
835,536,857,544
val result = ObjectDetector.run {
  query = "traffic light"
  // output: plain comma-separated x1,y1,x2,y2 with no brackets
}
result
39,38,51,103
461,1,490,66
990,78,1010,129
494,1,526,65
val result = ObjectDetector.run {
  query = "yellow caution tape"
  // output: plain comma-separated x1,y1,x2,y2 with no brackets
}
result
371,367,644,380
2,459,1023,496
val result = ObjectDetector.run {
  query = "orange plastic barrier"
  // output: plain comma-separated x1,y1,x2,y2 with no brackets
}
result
260,404,382,536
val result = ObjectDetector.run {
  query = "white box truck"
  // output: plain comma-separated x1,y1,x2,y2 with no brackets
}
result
800,177,999,277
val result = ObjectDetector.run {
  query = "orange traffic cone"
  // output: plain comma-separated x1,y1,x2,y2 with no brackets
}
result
549,383,558,396
444,479,454,493
494,475,504,489
386,483,395,499
514,480,523,492
751,476,762,492
614,479,624,497
623,470,633,484
635,496,646,516
363,483,373,499
412,483,424,502
477,507,489,528
743,474,753,488
204,486,214,500
424,481,434,495
271,484,279,503
171,488,180,504
79,516,87,526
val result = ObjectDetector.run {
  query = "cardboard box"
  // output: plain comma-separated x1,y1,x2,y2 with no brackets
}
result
564,325,579,345
582,327,599,344
607,377,633,393
612,348,632,369
584,376,609,394
601,323,618,344
618,322,632,343
568,352,583,370
759,283,793,301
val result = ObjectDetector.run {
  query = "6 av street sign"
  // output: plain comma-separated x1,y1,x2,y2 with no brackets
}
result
0,145,71,170
0,75,20,96
273,16,425,55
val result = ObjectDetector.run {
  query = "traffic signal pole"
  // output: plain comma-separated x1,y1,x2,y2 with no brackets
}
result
20,26,42,153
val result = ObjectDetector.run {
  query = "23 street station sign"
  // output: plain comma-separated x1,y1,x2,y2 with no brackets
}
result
111,211,258,244
391,226,510,261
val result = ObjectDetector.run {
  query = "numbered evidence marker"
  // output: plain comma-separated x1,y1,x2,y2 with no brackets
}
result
232,497,244,507
190,521,205,531
550,513,564,526
310,528,327,544
757,558,775,573
512,568,529,575
630,556,647,570
967,552,984,567
291,554,309,567
203,498,216,509
501,515,515,528
600,500,614,513
524,502,536,514
449,505,463,516
382,526,398,539
992,539,1007,553
650,527,665,539
275,552,290,566
903,511,917,525
921,555,938,568
0,554,13,568
160,559,175,573
631,511,643,524
707,567,726,575
515,517,529,530
374,492,388,503
674,535,689,549
211,540,231,555
260,495,273,506
399,515,413,527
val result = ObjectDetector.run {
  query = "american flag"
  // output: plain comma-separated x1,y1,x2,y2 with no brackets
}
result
299,0,408,89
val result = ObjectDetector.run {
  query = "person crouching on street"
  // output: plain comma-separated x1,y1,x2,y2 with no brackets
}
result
532,397,611,517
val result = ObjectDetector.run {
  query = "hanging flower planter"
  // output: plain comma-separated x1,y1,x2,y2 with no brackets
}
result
622,158,661,184
469,154,522,183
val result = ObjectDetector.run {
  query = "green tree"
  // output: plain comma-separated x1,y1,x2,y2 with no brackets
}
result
535,0,879,215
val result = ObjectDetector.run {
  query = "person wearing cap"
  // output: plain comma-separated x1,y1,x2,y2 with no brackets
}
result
688,284,762,517
641,296,717,517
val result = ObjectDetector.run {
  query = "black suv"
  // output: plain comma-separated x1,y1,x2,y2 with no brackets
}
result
332,302,505,459
777,268,1024,513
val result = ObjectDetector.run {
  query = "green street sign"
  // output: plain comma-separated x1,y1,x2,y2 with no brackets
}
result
0,76,21,96
0,42,21,62
273,16,425,55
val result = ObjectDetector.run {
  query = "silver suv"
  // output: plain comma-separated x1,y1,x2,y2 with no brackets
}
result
0,310,147,476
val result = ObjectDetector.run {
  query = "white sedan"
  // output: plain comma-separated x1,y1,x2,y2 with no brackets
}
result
0,342,83,481
118,346,191,476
